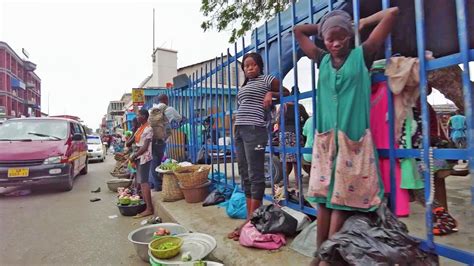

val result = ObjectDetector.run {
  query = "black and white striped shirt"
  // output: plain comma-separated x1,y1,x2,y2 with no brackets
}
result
235,75,275,127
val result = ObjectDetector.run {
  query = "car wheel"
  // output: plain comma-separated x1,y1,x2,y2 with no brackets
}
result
264,154,283,188
59,170,74,191
100,157,105,162
80,160,88,175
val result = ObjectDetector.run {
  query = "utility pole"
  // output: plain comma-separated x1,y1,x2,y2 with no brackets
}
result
153,8,155,53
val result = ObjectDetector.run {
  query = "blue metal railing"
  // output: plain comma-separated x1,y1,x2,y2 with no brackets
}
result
163,0,473,264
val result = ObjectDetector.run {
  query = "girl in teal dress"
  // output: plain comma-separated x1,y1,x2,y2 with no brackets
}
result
294,8,399,266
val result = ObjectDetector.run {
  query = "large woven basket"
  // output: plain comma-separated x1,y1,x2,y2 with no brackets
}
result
173,165,211,188
162,173,184,202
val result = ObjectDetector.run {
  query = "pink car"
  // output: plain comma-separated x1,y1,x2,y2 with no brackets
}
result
0,117,88,191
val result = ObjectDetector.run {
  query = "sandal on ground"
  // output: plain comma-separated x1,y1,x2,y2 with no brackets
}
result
133,212,153,219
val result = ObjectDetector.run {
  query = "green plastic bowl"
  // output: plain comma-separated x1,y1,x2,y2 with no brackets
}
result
148,236,183,259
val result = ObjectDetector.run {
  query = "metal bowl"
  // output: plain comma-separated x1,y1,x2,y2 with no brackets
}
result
106,179,132,192
128,223,188,262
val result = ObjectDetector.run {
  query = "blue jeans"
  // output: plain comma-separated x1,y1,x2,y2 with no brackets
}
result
149,140,166,191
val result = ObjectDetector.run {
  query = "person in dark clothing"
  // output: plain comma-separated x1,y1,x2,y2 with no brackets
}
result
149,94,182,191
277,86,309,189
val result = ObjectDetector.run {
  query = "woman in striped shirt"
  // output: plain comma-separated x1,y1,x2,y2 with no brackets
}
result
228,52,288,240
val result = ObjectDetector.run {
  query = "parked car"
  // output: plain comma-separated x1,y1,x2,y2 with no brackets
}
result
87,135,105,162
0,117,88,191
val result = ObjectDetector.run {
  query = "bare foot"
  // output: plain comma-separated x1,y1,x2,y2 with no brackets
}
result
227,228,240,241
134,209,153,219
309,257,320,266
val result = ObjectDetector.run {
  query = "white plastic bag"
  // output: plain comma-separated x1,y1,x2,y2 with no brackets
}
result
281,206,311,232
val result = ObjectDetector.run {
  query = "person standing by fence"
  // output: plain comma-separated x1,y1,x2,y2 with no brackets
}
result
276,86,309,189
448,110,467,149
129,109,154,218
228,52,288,241
148,94,182,191
295,7,399,265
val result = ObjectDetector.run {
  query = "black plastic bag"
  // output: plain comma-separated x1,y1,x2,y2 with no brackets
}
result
202,189,226,207
250,204,298,236
318,204,439,265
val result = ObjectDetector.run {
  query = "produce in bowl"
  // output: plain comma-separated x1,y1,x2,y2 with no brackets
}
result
153,227,171,239
158,161,180,171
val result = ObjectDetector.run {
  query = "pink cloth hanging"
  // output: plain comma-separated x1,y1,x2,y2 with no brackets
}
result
370,81,410,217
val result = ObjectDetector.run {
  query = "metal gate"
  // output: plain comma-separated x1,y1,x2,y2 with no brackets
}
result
164,0,473,263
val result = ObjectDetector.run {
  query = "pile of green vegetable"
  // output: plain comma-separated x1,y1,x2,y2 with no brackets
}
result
158,161,180,171
157,242,179,251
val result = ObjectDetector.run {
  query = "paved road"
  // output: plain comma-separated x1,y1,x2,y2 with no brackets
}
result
0,156,148,265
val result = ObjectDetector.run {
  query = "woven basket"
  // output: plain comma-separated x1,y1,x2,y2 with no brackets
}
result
162,173,184,202
173,165,211,188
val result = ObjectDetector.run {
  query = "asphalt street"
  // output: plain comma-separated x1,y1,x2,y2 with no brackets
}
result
0,155,148,265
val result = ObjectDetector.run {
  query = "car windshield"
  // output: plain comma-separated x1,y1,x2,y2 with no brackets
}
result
87,137,101,144
0,119,68,141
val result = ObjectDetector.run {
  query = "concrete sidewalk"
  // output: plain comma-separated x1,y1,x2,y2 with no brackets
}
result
151,192,312,266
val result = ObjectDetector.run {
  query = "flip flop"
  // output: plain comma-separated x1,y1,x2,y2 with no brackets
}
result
133,212,153,219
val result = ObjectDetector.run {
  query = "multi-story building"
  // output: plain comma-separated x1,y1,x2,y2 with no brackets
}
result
0,42,41,118
177,56,244,88
106,100,125,134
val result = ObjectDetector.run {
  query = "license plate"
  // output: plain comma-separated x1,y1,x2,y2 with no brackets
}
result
8,168,29,178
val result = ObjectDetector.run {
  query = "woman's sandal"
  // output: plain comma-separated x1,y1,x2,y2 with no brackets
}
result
432,207,458,236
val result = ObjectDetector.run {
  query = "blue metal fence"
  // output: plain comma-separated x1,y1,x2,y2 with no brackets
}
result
163,0,473,263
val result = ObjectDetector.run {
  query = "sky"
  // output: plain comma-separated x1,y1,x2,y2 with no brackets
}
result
1,0,239,128
1,0,473,129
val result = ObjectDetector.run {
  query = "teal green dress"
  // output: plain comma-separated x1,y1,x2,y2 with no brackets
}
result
308,46,384,212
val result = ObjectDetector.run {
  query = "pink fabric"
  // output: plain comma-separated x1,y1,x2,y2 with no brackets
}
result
370,82,410,217
239,222,286,250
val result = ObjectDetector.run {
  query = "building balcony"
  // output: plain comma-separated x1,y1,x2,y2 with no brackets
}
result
109,110,125,116
23,61,37,72
26,82,35,89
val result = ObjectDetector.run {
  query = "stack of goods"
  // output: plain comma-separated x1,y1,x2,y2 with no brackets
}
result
110,153,130,178
158,160,185,202
116,187,146,216
174,165,212,203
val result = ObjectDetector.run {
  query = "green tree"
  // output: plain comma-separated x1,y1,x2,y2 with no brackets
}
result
200,0,292,43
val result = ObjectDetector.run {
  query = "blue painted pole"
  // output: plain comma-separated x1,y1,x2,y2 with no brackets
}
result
220,53,228,186
227,47,236,187
215,57,221,175
291,0,304,209
209,60,215,177
352,0,361,46
328,0,333,11
205,63,211,175
277,12,289,203
414,0,435,248
382,0,397,215
190,72,196,163
455,0,474,206
264,20,276,197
